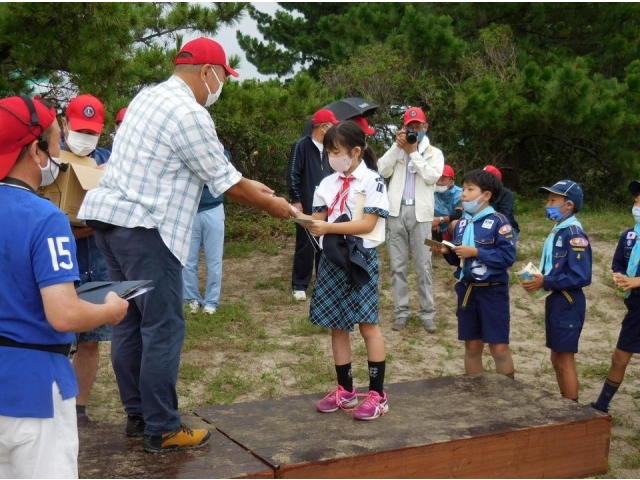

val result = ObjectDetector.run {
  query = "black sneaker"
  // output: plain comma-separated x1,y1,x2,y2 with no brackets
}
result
590,402,608,413
126,415,146,437
143,424,211,453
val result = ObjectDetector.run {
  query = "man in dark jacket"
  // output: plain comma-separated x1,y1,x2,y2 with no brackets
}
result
484,165,520,241
287,108,338,301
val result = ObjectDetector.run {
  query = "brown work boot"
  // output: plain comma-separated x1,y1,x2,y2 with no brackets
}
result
142,424,211,453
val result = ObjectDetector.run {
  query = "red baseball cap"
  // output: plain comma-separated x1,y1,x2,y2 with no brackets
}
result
0,96,57,179
403,107,427,125
175,37,239,78
66,94,105,134
311,109,338,126
115,107,127,124
442,165,455,178
352,116,375,135
484,165,502,181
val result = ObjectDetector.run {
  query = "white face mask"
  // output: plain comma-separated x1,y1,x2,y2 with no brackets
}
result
204,67,223,107
435,185,449,193
632,206,640,224
66,130,99,157
40,156,60,187
328,154,353,173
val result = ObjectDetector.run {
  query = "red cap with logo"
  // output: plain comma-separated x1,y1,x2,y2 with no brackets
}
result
403,107,427,125
311,109,338,126
442,165,455,178
115,107,127,124
0,96,57,180
352,115,375,135
66,94,105,134
175,37,239,78
484,165,502,181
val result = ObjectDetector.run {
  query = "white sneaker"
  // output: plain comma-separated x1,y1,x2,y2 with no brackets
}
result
292,290,306,301
203,306,217,315
187,299,200,313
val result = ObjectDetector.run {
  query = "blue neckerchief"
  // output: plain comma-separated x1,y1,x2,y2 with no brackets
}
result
539,215,583,275
625,223,640,296
458,206,495,280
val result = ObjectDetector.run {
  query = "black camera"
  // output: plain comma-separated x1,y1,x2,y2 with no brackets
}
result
405,128,418,144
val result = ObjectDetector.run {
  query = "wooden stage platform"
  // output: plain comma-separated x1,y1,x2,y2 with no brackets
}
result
79,373,611,479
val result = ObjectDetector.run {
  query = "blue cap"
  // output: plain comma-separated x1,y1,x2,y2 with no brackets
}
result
538,179,583,212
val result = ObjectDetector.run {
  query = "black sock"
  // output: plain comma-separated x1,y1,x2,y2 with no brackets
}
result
594,377,621,412
335,363,353,392
76,404,86,415
368,360,386,395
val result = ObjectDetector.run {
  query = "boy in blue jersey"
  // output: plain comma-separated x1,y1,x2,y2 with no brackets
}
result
0,95,128,478
591,181,640,412
522,179,592,401
433,169,516,377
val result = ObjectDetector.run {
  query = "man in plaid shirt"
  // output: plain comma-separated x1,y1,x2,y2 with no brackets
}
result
79,37,293,453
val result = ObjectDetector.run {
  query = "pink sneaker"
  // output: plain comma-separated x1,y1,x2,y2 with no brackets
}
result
317,385,358,413
352,390,389,420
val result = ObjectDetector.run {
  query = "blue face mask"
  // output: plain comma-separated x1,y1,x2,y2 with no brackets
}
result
417,131,426,143
463,194,486,215
545,201,569,222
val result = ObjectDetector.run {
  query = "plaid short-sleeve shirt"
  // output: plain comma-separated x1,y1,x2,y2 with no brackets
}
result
79,76,242,265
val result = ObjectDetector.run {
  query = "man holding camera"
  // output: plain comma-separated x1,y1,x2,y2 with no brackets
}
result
378,107,444,333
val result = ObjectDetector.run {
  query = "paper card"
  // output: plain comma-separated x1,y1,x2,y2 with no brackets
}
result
352,192,384,242
424,238,456,250
513,262,551,300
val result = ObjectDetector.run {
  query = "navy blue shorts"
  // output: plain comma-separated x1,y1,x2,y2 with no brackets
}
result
455,282,510,344
616,294,640,353
545,290,585,353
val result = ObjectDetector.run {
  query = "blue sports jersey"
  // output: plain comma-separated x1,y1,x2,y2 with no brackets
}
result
0,184,80,418
444,211,516,284
542,222,592,291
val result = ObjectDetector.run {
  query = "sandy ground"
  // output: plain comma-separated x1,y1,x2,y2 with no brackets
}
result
90,226,640,477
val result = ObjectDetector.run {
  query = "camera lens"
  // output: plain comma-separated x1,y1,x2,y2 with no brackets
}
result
406,130,417,144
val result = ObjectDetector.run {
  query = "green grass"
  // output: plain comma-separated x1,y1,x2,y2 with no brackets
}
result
283,316,327,336
179,362,207,382
582,363,610,379
205,362,253,405
621,452,640,469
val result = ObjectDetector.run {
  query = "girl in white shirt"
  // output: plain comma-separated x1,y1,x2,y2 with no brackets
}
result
304,121,390,421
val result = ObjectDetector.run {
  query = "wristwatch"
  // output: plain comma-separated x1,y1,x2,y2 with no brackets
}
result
439,217,444,224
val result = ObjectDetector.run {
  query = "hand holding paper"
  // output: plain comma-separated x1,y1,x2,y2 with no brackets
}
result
424,238,455,254
513,263,550,300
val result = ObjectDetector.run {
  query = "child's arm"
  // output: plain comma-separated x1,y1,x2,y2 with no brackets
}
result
306,213,378,237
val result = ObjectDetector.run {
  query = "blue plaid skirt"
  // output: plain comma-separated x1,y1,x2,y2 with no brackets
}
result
309,249,379,332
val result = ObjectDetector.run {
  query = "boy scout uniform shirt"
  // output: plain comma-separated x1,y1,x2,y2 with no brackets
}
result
0,184,80,418
444,211,516,284
542,223,592,291
613,228,640,276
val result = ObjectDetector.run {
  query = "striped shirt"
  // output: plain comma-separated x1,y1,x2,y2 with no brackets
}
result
402,163,417,202
78,76,242,265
